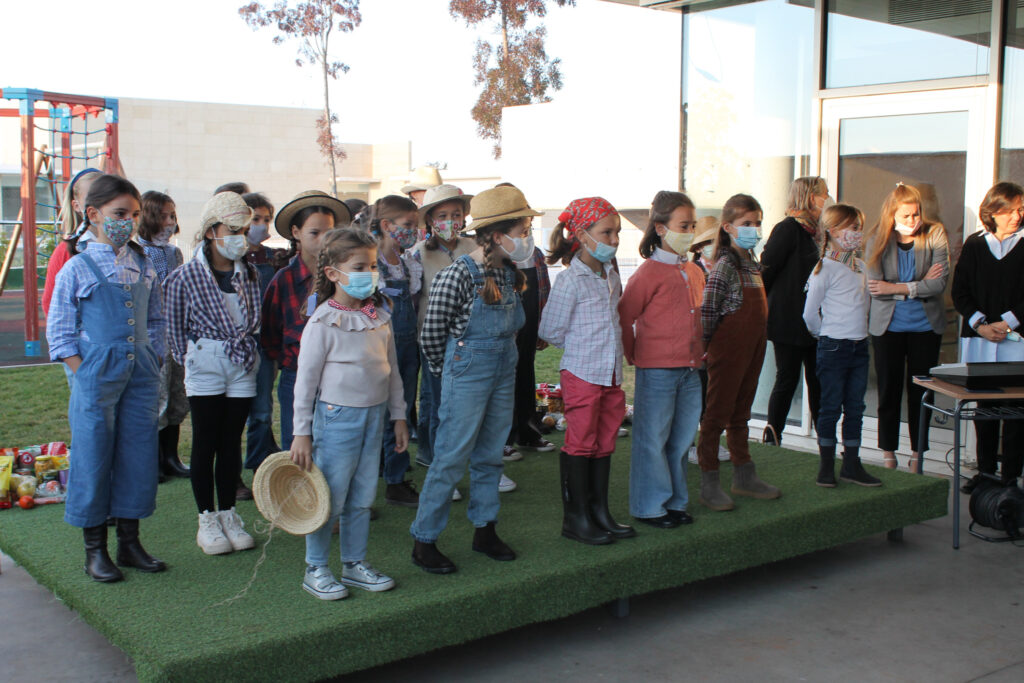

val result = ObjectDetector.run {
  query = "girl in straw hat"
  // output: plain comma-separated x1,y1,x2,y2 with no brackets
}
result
291,228,407,600
410,185,538,573
261,191,351,453
164,192,262,556
47,174,166,583
539,197,635,546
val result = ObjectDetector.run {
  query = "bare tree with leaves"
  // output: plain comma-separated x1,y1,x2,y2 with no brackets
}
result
239,0,361,197
450,0,575,159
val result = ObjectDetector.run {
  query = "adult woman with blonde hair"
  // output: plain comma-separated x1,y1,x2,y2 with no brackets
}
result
952,182,1024,491
865,183,948,472
760,176,830,446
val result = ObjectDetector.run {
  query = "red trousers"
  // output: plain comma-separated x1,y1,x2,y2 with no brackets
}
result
561,370,625,458
698,284,767,471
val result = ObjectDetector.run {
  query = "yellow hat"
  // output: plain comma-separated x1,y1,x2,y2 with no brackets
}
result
467,186,542,233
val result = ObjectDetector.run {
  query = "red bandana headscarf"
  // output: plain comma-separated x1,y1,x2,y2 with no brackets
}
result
558,197,618,252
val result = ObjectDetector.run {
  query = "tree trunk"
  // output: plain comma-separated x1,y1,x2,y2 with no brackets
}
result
500,2,509,64
322,60,338,198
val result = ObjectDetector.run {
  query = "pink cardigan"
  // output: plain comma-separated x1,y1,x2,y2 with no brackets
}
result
618,258,705,369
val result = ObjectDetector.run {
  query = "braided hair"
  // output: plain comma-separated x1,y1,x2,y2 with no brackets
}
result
474,218,528,304
306,227,388,317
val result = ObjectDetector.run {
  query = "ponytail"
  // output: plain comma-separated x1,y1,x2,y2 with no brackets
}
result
546,221,576,266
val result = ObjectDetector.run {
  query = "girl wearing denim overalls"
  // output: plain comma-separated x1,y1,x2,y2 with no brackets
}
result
290,228,408,600
803,204,881,488
46,174,166,583
411,186,536,573
368,195,422,507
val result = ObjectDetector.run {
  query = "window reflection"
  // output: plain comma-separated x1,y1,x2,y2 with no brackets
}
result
1000,3,1024,179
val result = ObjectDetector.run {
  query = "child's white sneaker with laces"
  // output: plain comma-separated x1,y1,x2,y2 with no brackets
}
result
303,565,348,600
341,560,395,592
196,510,233,555
218,507,255,551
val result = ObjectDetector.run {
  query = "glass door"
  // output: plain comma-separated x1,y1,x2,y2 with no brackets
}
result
818,87,994,443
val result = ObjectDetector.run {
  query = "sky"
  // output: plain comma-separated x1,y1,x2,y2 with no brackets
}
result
0,0,660,175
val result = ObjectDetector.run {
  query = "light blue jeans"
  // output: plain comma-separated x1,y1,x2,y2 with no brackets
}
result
629,367,702,519
304,400,386,566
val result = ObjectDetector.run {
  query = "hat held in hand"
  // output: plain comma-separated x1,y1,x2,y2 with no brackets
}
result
252,452,331,535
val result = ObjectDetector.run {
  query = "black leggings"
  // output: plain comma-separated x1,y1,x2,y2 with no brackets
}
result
188,395,251,513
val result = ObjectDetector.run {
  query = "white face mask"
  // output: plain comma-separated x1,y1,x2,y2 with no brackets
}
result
501,234,535,262
213,233,249,261
894,218,921,236
247,223,270,247
152,225,175,246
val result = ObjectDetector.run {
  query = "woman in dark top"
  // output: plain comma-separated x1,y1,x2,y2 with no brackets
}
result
952,181,1024,491
760,176,830,446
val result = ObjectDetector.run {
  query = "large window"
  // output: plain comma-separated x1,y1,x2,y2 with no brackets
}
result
826,0,991,88
1001,2,1024,179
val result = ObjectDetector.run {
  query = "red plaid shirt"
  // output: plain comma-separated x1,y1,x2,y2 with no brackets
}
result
261,255,314,372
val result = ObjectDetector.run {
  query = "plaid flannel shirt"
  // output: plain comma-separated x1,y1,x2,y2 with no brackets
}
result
261,255,314,372
164,248,262,372
419,257,479,375
701,253,763,343
46,241,166,361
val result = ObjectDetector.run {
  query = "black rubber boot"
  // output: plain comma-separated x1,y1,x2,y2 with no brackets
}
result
472,521,516,561
115,519,167,573
816,445,837,488
839,447,882,487
588,456,635,539
83,525,123,583
412,541,457,574
159,425,190,478
560,452,613,545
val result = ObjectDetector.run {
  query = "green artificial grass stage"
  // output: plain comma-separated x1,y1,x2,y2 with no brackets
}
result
0,439,947,683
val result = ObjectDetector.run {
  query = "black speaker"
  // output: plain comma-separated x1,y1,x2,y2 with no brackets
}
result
968,475,1024,542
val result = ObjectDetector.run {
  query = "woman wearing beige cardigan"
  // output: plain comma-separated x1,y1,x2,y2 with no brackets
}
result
865,184,949,472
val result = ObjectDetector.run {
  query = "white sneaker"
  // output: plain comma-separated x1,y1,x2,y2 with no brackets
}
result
688,446,698,464
502,445,523,462
451,487,463,501
196,510,233,555
303,564,348,601
618,427,629,437
341,560,395,592
718,445,730,461
499,474,517,493
218,507,255,551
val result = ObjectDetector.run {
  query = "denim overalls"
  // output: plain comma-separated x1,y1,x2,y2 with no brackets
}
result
411,256,525,543
379,255,420,484
65,252,161,528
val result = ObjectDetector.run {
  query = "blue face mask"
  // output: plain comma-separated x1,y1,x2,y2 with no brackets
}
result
733,225,761,250
330,268,379,300
583,231,617,263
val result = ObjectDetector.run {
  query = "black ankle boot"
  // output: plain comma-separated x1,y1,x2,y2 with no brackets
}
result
412,540,457,574
159,425,190,478
472,521,516,561
839,447,882,487
115,519,167,572
588,456,635,538
83,525,123,583
817,445,836,488
560,452,613,545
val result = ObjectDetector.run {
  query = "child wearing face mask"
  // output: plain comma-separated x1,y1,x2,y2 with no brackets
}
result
619,191,704,529
137,191,189,481
803,204,880,488
368,195,423,507
164,192,262,556
290,228,407,600
46,174,167,583
43,168,102,317
539,197,635,546
698,194,781,512
241,192,284,477
411,185,495,498
689,216,720,278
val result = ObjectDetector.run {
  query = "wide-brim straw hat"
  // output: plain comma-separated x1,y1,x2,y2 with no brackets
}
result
252,451,331,535
418,184,474,229
401,166,443,194
274,190,352,240
201,192,253,232
466,186,542,233
692,216,720,248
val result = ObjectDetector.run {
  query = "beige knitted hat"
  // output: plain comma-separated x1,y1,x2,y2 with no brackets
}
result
201,192,253,232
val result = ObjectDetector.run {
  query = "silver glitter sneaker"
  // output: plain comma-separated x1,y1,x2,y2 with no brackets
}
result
341,560,395,592
302,565,349,601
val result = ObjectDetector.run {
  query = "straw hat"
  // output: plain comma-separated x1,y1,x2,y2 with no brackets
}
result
401,166,443,195
418,184,474,228
252,451,331,535
692,216,720,248
201,192,253,232
466,186,542,233
274,190,352,240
